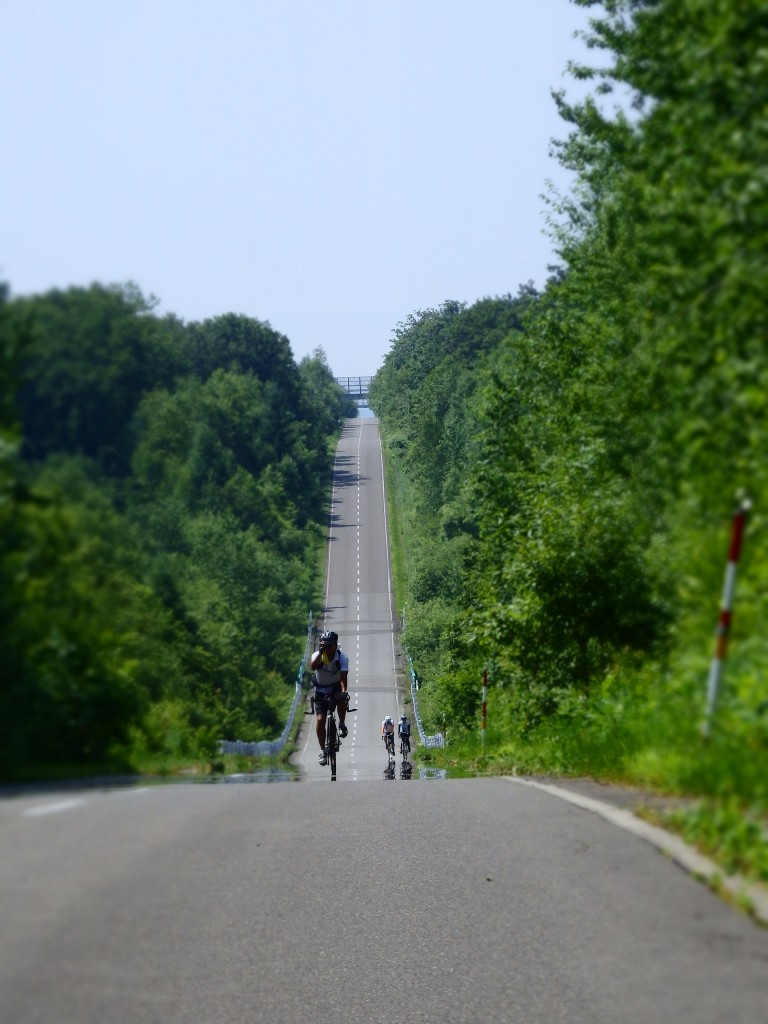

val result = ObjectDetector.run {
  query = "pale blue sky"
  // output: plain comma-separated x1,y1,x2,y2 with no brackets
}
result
3,0,595,377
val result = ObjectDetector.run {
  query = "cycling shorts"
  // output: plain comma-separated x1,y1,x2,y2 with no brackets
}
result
313,687,344,713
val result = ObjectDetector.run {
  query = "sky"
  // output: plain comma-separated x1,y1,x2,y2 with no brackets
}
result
3,0,596,378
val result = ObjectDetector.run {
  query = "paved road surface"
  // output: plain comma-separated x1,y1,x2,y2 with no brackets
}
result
2,416,767,1022
1,778,767,1023
296,415,407,780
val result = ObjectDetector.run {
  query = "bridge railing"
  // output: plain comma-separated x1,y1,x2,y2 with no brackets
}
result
335,376,371,398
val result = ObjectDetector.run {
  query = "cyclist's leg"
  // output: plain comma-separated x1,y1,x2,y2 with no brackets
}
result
337,689,347,726
337,691,348,736
315,698,328,753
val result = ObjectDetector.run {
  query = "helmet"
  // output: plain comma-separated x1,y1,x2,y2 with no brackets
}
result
400,714,406,720
385,715,392,723
319,630,338,646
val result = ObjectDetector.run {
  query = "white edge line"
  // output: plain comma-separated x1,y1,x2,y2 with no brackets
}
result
24,798,86,817
503,776,768,924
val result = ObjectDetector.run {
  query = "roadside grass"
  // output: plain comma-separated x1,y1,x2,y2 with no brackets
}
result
637,800,768,888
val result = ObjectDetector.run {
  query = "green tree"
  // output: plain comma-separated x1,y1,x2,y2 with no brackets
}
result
11,283,178,475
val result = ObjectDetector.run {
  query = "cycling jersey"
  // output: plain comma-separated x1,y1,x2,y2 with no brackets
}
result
313,649,349,693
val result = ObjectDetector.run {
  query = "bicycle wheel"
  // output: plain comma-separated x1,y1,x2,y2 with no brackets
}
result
328,716,337,776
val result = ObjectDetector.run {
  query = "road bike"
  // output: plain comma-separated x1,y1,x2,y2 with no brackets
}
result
384,732,395,763
399,732,411,758
307,692,356,780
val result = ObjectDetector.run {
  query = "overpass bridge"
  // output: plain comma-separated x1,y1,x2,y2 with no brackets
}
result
335,375,371,407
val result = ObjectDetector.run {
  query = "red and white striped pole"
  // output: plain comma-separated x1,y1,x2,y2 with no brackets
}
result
481,667,488,749
702,498,751,738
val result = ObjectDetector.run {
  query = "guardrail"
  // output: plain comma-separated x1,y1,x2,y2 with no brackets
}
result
406,653,445,748
218,613,314,758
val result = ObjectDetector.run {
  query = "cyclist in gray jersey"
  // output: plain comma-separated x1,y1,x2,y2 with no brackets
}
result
398,714,411,744
309,630,349,765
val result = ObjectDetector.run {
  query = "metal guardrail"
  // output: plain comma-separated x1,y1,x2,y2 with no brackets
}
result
218,613,314,758
407,653,445,748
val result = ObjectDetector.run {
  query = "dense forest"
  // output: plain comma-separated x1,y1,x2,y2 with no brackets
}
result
0,283,354,781
371,0,767,814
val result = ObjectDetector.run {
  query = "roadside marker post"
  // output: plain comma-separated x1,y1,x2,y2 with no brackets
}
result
702,498,751,738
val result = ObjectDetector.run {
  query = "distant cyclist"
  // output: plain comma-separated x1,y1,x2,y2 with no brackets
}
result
381,715,395,755
398,713,411,752
310,630,349,765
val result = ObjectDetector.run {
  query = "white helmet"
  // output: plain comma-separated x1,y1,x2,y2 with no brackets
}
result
385,715,392,723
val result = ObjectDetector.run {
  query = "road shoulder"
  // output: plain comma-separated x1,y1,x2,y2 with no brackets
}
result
503,774,768,927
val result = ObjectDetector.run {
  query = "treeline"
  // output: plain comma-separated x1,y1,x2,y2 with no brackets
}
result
0,282,355,781
371,0,768,801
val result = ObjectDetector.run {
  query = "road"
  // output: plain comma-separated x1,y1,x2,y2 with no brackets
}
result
296,414,407,780
2,415,767,1023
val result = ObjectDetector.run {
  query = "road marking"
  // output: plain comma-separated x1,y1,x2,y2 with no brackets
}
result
24,799,86,818
504,777,768,924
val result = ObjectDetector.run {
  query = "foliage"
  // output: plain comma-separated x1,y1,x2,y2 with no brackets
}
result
372,0,768,815
656,799,768,885
371,290,539,730
0,285,346,781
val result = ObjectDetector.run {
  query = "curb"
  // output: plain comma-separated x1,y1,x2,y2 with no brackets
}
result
503,776,768,927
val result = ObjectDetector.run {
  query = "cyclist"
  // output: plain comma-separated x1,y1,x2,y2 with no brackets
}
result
310,630,349,766
398,713,411,752
381,714,395,756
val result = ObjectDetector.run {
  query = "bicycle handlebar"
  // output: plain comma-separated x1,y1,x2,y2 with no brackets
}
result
305,705,358,714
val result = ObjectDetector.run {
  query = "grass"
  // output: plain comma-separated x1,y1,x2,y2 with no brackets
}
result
640,800,768,886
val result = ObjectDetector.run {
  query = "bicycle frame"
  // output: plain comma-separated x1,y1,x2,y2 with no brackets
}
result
384,731,395,762
307,692,356,780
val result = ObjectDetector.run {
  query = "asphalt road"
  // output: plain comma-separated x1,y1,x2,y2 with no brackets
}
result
1,778,767,1023
2,416,767,1022
296,415,407,781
